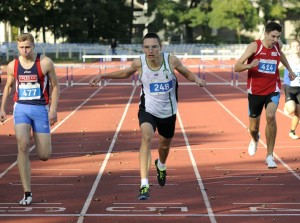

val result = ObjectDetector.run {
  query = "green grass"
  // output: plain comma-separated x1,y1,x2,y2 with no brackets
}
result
279,67,284,78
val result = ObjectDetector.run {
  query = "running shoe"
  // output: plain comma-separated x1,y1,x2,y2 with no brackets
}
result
248,133,260,156
155,159,167,186
289,131,299,140
19,192,32,206
265,155,277,169
138,186,150,200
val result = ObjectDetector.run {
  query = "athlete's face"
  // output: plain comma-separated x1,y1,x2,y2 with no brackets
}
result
290,41,300,55
142,38,161,61
18,40,34,59
265,30,281,48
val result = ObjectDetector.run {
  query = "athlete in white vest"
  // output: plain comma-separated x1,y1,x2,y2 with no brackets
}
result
283,40,300,139
90,32,205,200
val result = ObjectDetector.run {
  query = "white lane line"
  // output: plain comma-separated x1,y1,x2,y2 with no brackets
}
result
215,167,271,171
119,175,177,178
113,202,183,205
117,183,179,186
77,85,137,223
224,184,284,186
11,183,74,186
233,202,300,205
177,110,217,223
0,85,105,179
1,213,300,217
31,176,78,178
31,168,82,171
204,175,277,180
0,202,62,205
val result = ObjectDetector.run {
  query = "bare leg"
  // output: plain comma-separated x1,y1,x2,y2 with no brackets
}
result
265,102,278,156
249,116,260,142
291,104,300,132
33,132,52,161
158,135,172,164
15,124,32,193
139,123,154,181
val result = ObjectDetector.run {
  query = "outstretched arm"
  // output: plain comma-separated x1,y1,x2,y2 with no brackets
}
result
171,55,205,87
89,59,140,86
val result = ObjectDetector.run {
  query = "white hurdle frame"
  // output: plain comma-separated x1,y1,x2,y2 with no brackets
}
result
53,54,240,87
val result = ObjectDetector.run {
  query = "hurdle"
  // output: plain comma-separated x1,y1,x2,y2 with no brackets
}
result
200,64,234,86
80,54,238,87
235,72,247,86
70,64,102,87
54,65,70,86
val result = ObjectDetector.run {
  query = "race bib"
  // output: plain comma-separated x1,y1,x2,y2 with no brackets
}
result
149,79,173,95
18,83,41,100
258,59,277,74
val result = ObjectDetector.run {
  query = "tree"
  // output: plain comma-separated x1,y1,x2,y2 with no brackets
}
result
208,0,260,43
256,0,287,23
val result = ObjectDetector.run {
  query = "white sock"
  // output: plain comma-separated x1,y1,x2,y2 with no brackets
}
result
141,178,149,187
158,159,166,170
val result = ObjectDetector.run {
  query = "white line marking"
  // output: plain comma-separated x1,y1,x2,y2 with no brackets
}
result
177,110,217,223
113,202,183,205
215,167,272,171
224,184,284,186
1,213,300,217
0,203,62,205
31,169,82,171
31,176,78,178
117,183,178,186
204,175,277,180
233,203,300,205
119,175,177,178
11,183,74,186
77,85,137,223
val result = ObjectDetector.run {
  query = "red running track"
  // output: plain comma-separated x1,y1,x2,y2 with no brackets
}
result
0,60,300,223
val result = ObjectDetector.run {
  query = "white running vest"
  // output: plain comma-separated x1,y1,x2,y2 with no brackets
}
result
287,55,300,87
139,53,178,118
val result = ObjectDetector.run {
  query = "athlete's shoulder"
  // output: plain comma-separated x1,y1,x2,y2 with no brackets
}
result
7,59,17,75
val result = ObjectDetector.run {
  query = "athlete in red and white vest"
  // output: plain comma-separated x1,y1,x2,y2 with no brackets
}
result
234,21,296,169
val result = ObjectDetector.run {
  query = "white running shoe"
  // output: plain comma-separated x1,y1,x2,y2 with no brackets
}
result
284,107,289,115
289,131,299,140
265,155,277,169
248,133,260,156
19,192,32,206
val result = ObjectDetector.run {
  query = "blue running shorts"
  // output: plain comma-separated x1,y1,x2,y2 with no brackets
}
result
13,103,50,133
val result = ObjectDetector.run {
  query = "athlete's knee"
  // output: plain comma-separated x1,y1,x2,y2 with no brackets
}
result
36,146,51,161
141,131,153,143
266,113,276,122
39,152,51,161
159,144,170,150
17,142,31,154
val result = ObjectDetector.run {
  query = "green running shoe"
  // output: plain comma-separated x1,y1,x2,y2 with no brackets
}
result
155,159,167,186
138,186,150,200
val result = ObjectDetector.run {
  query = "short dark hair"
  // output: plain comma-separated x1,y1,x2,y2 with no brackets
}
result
142,32,162,46
265,21,282,33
